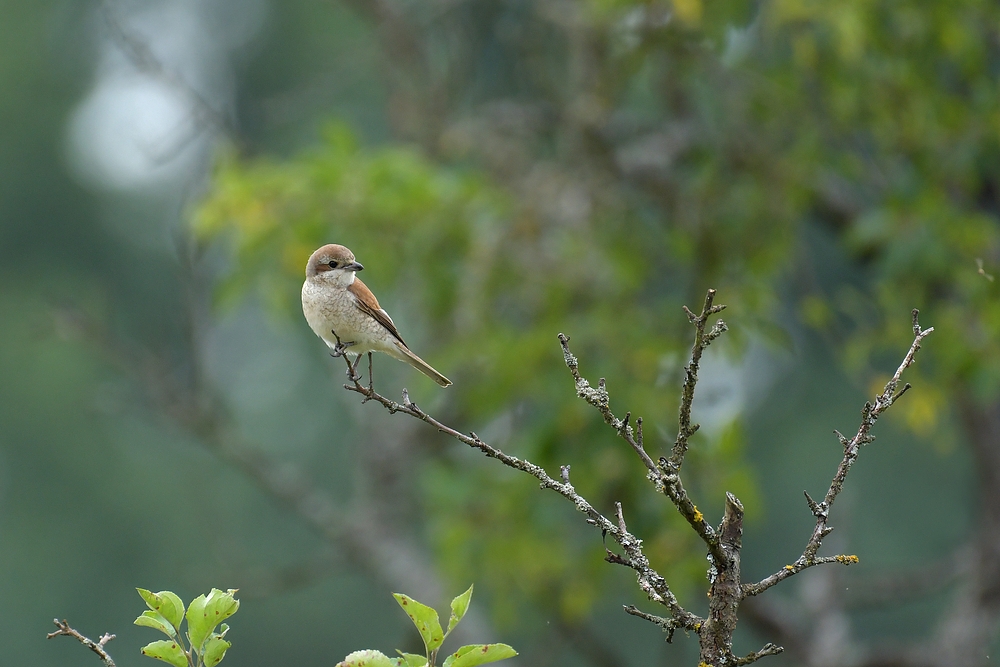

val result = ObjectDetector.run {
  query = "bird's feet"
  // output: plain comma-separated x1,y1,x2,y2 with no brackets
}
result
346,355,363,383
329,329,357,358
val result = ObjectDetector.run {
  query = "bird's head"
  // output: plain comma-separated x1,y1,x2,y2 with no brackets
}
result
305,244,365,285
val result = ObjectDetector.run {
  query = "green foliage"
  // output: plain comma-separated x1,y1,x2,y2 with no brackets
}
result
393,593,445,652
133,587,503,667
447,585,473,634
397,652,429,667
441,644,518,667
135,588,239,667
743,0,1000,430
135,611,178,639
337,587,515,667
186,589,240,654
190,0,1000,650
194,122,755,626
6,0,996,662
338,650,404,667
140,590,186,632
140,640,189,667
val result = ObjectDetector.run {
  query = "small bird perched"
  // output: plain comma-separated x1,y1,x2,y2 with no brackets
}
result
301,243,452,387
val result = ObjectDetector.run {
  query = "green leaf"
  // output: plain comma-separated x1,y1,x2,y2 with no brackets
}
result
393,593,445,652
134,610,177,638
447,585,474,634
157,591,185,630
396,651,428,667
442,644,517,667
441,645,476,667
335,649,402,667
186,589,240,653
140,640,189,667
202,636,232,667
137,589,185,631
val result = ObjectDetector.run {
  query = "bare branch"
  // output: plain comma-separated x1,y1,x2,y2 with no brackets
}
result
623,605,684,644
53,288,492,643
557,334,659,476
669,289,727,470
743,312,933,598
557,329,727,566
341,355,703,634
700,492,746,665
342,299,932,666
735,643,784,666
47,620,117,667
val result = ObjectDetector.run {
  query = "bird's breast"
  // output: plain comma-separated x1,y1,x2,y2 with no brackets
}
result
301,280,394,353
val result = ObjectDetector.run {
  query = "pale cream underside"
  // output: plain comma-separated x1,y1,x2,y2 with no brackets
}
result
301,272,407,360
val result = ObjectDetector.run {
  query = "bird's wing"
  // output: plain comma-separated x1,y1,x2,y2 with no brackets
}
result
348,277,407,346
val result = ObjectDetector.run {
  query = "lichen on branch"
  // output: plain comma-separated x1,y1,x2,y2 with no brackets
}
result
341,294,933,667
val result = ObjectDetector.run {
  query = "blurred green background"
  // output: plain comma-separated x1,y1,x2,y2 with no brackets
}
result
3,0,999,665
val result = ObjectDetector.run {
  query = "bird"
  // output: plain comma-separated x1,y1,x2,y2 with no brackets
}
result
301,243,452,387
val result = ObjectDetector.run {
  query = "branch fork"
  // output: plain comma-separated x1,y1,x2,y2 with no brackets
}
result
340,293,932,666
47,620,118,667
742,309,933,600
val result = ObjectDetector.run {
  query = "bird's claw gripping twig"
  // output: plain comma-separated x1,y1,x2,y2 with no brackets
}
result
346,355,363,383
328,329,357,358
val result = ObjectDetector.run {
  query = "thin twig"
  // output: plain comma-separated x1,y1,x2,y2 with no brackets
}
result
557,337,659,475
623,605,683,643
557,326,727,566
735,643,784,666
742,310,933,598
47,620,117,667
669,289,727,470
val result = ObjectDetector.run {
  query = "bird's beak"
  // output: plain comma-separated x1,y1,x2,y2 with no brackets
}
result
345,261,364,272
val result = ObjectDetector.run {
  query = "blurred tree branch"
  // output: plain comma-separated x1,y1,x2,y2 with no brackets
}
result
56,258,491,648
24,0,999,663
100,0,242,153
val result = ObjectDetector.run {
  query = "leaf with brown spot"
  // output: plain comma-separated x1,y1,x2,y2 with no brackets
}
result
441,644,517,667
140,639,188,667
393,593,444,652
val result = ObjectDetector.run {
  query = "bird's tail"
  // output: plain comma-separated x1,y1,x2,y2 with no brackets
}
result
393,342,452,387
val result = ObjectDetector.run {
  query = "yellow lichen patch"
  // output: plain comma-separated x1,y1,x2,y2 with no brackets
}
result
784,564,795,571
693,622,701,631
835,554,860,565
698,663,715,667
692,506,704,523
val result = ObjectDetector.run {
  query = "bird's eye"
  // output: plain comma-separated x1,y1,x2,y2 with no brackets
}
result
328,261,338,269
